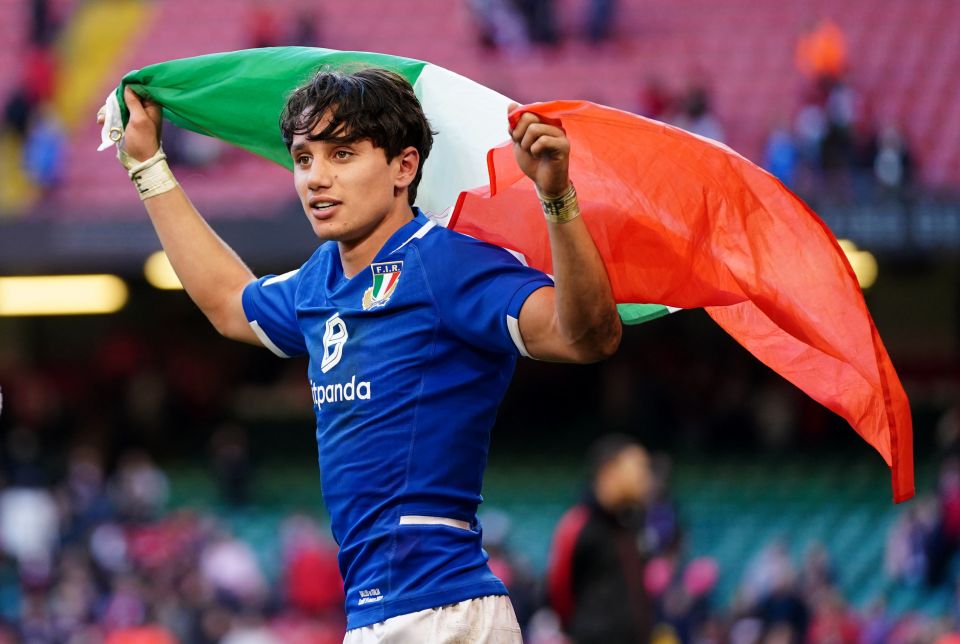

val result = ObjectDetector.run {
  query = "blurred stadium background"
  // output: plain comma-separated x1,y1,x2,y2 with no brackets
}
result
1,0,959,642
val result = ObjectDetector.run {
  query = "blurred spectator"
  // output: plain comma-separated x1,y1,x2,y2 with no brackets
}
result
585,0,617,44
0,484,58,570
30,0,57,45
247,3,280,49
100,573,149,631
62,445,114,539
2,89,32,138
21,105,65,195
927,459,960,587
289,9,321,47
886,499,936,585
861,599,894,644
199,530,269,609
795,18,848,85
648,556,719,642
468,0,529,52
210,424,254,506
162,123,224,169
21,45,57,107
764,121,799,188
806,589,860,643
820,81,861,201
2,425,47,487
793,100,827,191
799,542,835,597
636,76,673,121
672,80,725,144
645,454,681,558
279,514,343,619
480,509,540,634
752,566,809,642
546,434,654,643
873,125,915,206
741,540,794,607
114,449,170,522
516,0,559,46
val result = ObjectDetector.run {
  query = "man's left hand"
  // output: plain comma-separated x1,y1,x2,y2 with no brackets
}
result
508,103,571,198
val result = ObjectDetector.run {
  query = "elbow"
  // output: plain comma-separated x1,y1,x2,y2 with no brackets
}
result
207,306,245,342
597,320,622,359
570,314,622,363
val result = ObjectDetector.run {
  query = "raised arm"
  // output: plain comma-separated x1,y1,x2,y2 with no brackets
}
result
101,87,260,345
508,104,621,363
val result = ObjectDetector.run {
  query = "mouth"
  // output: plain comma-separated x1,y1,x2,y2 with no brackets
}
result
308,197,342,219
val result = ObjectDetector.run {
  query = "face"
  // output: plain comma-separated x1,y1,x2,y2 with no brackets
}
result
291,115,418,244
603,445,652,509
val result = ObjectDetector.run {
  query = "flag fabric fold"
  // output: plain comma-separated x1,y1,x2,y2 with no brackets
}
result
99,47,913,501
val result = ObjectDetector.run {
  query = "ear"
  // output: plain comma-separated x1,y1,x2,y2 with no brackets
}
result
393,146,420,191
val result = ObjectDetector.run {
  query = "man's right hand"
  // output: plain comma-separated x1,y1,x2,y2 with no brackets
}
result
120,86,163,162
96,86,163,163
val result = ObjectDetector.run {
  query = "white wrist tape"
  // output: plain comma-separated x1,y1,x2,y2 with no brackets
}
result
118,147,178,201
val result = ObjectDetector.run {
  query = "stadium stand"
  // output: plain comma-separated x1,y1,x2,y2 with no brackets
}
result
3,0,958,219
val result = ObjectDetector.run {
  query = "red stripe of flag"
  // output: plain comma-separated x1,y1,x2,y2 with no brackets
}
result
450,101,913,502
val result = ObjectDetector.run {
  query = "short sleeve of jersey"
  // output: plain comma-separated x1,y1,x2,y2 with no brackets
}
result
241,269,308,358
420,234,554,356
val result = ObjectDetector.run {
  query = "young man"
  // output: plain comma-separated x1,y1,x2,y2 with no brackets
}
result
104,68,620,642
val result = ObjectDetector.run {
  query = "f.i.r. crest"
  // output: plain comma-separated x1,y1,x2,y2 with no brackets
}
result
362,261,403,310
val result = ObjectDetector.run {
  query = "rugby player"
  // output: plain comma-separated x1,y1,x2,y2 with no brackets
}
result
103,67,620,642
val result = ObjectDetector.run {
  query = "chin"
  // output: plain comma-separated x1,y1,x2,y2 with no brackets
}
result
308,219,344,242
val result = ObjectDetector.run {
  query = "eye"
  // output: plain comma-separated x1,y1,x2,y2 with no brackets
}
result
296,154,311,166
334,149,353,160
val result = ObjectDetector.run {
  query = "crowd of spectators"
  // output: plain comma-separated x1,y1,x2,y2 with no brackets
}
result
636,73,726,145
469,0,618,53
0,441,345,642
762,18,917,209
631,23,918,216
4,420,960,642
1,0,65,204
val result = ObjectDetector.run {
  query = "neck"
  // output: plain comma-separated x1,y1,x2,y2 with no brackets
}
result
339,204,415,278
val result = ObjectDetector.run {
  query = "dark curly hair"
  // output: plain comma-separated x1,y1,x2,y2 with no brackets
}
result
280,67,435,206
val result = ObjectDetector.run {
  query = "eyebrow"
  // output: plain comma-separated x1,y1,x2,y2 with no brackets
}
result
291,142,308,155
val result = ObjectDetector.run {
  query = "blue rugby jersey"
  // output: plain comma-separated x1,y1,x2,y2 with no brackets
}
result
241,210,553,629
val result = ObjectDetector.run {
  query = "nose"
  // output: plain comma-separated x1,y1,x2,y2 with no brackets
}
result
306,158,333,191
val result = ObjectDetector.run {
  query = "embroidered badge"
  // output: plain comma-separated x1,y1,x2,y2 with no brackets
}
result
362,261,403,310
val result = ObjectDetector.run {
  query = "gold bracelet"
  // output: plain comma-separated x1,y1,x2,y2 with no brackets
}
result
537,182,580,224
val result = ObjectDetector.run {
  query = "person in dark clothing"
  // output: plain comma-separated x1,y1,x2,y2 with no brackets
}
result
547,435,654,643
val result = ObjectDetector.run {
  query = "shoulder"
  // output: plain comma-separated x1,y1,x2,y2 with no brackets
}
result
411,223,529,269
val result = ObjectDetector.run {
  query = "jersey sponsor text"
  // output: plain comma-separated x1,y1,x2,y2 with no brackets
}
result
310,376,371,410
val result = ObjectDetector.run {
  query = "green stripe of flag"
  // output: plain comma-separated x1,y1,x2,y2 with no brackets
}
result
117,47,427,168
617,303,676,325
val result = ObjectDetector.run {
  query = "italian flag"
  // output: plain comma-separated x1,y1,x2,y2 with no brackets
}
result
99,47,913,502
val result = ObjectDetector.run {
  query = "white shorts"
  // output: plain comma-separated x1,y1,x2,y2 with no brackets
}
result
343,595,522,644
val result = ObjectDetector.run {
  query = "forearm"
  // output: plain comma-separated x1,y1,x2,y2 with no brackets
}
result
143,186,257,341
508,106,621,362
547,213,621,360
103,87,259,344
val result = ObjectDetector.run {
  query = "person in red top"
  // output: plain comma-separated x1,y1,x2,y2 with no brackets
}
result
546,435,654,643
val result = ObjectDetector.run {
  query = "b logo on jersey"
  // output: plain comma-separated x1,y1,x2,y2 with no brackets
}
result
362,261,403,310
321,312,348,373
